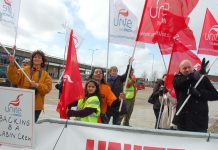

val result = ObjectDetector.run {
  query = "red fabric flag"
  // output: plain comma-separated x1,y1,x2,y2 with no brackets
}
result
165,43,201,98
159,27,196,55
198,8,218,56
136,0,198,44
56,30,84,119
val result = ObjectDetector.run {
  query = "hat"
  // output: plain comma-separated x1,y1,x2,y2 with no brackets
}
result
22,58,30,64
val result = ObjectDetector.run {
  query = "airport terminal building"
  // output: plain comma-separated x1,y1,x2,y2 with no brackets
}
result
0,45,106,81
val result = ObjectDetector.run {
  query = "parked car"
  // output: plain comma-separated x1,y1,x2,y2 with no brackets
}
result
135,78,145,90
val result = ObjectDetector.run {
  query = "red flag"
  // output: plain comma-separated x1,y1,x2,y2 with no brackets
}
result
165,43,201,98
198,8,218,56
56,30,84,119
136,0,198,44
159,27,196,55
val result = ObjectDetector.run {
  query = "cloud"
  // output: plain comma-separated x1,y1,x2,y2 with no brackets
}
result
0,0,70,53
74,0,109,40
73,0,145,40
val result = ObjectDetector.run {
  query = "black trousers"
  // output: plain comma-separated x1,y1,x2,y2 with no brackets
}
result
153,108,163,129
35,110,42,123
106,107,121,125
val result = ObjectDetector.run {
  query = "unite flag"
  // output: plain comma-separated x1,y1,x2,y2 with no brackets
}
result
0,0,21,28
56,30,84,119
109,0,144,48
136,0,198,54
164,43,201,98
198,8,218,56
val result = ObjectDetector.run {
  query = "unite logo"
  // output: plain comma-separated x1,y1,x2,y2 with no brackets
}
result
5,94,23,117
2,0,13,19
149,0,170,25
63,74,73,83
113,6,133,32
4,0,12,6
193,63,201,71
204,25,218,42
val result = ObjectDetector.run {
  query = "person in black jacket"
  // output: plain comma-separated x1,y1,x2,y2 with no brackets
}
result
173,59,218,132
55,77,63,99
152,74,168,129
106,58,132,125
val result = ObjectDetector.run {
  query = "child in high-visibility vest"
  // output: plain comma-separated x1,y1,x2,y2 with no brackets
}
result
67,80,101,123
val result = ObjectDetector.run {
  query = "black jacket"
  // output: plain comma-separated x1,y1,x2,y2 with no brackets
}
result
152,79,164,109
107,65,130,98
173,71,218,132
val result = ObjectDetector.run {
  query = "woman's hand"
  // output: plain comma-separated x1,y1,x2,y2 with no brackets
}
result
30,81,39,88
128,57,134,64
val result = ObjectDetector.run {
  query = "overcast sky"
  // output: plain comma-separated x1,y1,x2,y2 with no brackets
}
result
0,0,218,79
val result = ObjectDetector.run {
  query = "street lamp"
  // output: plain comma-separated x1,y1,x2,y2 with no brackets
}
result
57,31,67,80
148,53,154,86
151,54,154,81
89,49,99,71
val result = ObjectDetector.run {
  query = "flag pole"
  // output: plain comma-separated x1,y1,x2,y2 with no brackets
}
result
0,42,31,82
119,42,137,112
176,57,218,116
13,0,22,56
105,0,112,82
161,54,167,72
58,24,68,83
156,93,166,129
158,44,167,72
13,29,18,56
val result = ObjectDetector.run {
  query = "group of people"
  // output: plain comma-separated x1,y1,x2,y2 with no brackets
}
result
5,49,218,132
57,58,137,125
149,59,218,132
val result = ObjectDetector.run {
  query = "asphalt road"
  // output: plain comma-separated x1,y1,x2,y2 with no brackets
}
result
40,82,218,132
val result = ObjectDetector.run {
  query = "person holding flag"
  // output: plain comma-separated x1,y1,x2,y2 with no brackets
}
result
106,57,132,125
66,80,101,123
150,74,168,129
89,67,126,124
172,59,218,132
7,50,52,122
119,68,137,126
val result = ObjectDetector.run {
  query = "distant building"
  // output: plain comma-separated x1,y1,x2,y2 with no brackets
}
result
208,75,218,82
0,45,106,81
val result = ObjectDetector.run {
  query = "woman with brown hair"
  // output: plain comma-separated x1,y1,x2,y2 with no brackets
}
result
7,50,52,122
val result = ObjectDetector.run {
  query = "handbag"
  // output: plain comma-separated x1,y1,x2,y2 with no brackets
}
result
148,93,155,104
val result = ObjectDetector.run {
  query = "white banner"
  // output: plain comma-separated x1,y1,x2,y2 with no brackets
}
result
0,86,35,148
109,0,144,48
1,119,218,150
0,0,21,28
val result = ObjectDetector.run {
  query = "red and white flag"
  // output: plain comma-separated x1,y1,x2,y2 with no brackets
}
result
0,0,21,28
198,8,218,56
109,0,144,48
165,43,201,98
56,30,84,119
159,27,196,55
136,0,198,45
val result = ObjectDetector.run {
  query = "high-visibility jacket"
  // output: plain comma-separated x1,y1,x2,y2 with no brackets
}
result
124,79,135,100
76,96,100,123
